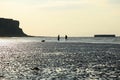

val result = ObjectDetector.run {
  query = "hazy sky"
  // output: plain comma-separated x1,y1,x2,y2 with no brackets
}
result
0,0,120,36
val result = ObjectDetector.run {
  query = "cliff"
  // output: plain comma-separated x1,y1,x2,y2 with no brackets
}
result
0,18,27,37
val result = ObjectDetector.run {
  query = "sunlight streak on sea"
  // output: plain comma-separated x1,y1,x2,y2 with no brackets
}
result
0,37,120,80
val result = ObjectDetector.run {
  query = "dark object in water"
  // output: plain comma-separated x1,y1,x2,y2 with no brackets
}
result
41,40,45,42
0,75,4,78
94,34,116,37
31,67,40,71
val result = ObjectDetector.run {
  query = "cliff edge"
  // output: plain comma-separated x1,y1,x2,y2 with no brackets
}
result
0,18,27,37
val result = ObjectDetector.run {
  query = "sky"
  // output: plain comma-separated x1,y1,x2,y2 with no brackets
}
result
0,0,120,37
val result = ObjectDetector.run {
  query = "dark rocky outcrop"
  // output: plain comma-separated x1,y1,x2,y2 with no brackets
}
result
0,18,27,37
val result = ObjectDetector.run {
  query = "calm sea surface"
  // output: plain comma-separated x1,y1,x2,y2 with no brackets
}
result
0,37,120,80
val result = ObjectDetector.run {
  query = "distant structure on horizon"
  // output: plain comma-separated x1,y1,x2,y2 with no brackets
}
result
94,34,116,37
0,18,28,37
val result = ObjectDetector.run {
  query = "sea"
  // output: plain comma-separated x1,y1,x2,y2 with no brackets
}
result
0,37,120,80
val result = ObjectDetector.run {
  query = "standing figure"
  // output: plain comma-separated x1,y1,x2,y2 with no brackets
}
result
57,35,60,41
65,35,68,40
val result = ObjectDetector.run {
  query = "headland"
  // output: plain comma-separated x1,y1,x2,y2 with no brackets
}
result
0,18,28,37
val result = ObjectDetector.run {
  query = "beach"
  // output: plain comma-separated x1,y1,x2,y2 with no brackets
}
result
0,37,120,80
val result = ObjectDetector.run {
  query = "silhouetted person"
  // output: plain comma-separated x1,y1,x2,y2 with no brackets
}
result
58,35,60,41
65,35,68,40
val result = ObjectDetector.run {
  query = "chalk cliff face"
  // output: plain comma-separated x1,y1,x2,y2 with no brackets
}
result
0,18,27,37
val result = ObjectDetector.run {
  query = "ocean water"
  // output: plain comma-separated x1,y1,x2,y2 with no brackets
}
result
0,37,120,80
